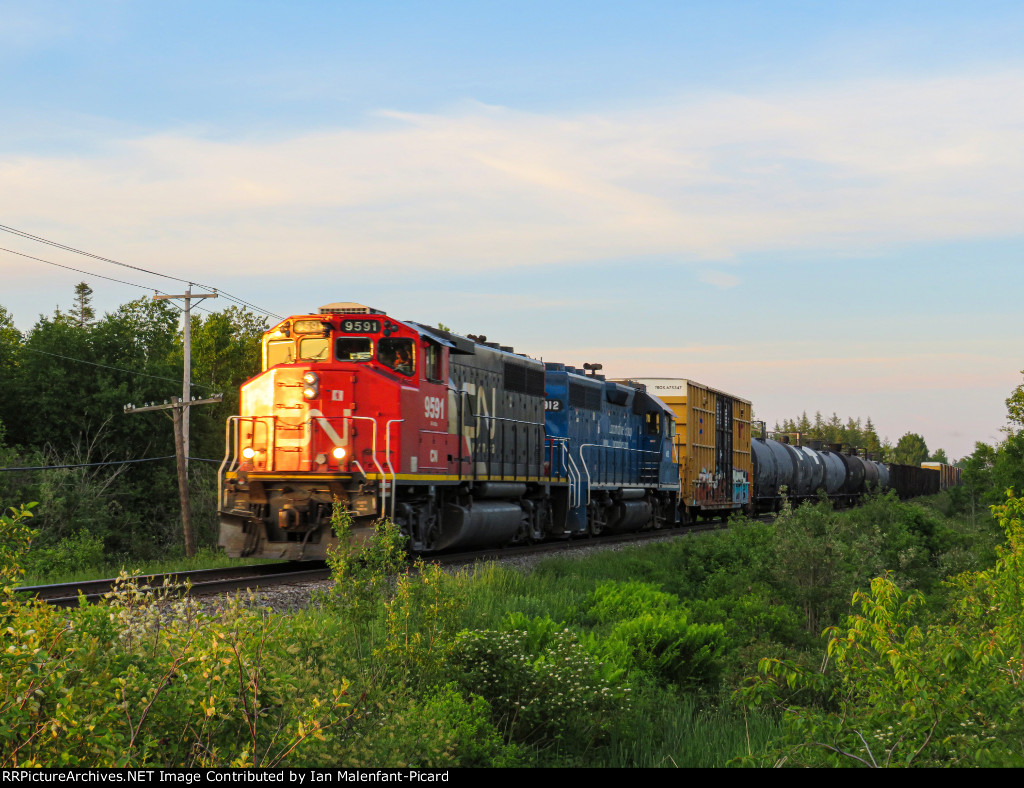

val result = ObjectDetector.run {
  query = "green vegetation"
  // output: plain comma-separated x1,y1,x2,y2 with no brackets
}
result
3,487,1012,767
740,494,1024,767
0,288,265,568
19,547,277,587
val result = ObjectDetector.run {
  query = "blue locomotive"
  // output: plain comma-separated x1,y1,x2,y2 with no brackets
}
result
543,363,679,537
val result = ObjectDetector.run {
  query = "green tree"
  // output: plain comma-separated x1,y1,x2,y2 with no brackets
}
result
742,492,1024,767
70,282,96,329
928,448,949,464
862,417,883,457
183,306,267,460
893,432,929,466
1006,370,1024,428
0,305,23,435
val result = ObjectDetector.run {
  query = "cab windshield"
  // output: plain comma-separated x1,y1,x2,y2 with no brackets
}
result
298,337,330,361
336,337,373,361
266,339,294,368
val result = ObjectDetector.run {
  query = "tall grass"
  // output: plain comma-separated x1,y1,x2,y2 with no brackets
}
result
593,691,781,768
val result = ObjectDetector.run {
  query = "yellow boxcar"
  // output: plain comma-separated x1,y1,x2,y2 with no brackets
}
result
627,379,752,521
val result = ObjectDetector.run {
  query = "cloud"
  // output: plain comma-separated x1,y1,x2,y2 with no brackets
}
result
2,71,1024,282
698,270,740,288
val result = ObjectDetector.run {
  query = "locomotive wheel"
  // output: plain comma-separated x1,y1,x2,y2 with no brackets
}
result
651,498,667,530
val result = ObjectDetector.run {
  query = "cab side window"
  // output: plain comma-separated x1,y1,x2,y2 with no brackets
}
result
424,342,442,382
379,338,415,377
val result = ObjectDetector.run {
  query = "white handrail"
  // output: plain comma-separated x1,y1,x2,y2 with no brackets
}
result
218,416,237,509
384,419,404,522
349,415,386,516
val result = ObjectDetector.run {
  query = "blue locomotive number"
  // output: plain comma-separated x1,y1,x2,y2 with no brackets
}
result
545,399,563,412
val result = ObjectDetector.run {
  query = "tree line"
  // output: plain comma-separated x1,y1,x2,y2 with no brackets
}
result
0,283,266,562
772,377,1024,525
770,411,947,466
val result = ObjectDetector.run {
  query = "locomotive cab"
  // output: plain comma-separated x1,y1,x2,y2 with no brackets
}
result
219,303,455,558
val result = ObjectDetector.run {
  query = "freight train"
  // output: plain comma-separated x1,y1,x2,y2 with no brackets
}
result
217,303,948,560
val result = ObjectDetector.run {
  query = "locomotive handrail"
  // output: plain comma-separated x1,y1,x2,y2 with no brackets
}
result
219,415,277,507
473,413,545,479
384,419,404,522
544,435,580,506
566,446,583,509
349,415,387,516
577,443,663,505
544,436,576,502
222,411,394,518
218,416,237,509
448,385,472,481
473,414,545,426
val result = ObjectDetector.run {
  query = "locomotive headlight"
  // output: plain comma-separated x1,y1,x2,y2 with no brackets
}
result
332,447,347,460
302,371,320,400
241,447,257,459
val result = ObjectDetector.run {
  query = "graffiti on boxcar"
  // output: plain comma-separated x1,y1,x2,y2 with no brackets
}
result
732,468,750,505
694,468,731,507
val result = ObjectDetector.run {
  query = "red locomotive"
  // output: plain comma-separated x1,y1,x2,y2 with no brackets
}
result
218,302,568,559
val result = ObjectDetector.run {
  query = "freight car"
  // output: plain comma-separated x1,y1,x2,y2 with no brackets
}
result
218,303,679,559
889,464,940,498
749,434,891,512
922,462,962,491
620,379,752,523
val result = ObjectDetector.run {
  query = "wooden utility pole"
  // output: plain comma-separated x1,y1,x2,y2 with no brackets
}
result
125,395,223,557
154,285,218,474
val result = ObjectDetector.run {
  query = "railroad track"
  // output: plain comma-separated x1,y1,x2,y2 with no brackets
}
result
17,519,732,608
16,562,331,608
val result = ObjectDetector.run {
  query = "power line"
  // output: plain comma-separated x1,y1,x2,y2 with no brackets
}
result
1,247,232,320
0,455,175,471
0,223,182,282
0,245,223,319
0,455,221,472
20,347,217,392
0,246,157,291
0,223,285,321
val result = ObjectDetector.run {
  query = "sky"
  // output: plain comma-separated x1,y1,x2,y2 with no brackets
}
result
1,0,1022,459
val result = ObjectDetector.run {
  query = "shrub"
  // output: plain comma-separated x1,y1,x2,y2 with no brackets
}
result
739,493,1024,767
599,610,727,688
452,618,628,751
0,502,356,767
583,579,679,625
21,528,105,577
579,580,728,688
329,684,523,767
